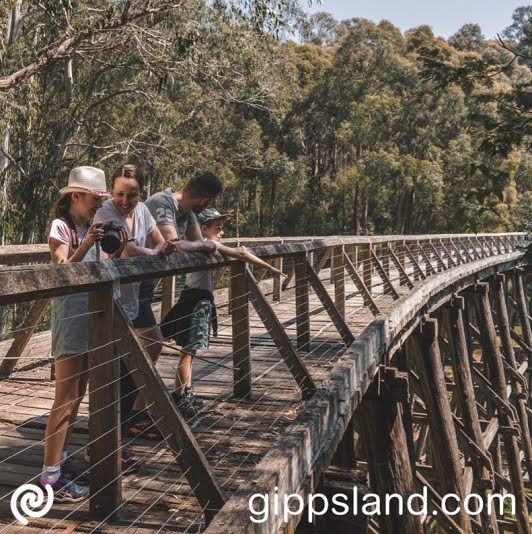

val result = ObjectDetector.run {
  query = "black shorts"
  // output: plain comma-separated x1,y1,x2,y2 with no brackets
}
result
132,279,157,329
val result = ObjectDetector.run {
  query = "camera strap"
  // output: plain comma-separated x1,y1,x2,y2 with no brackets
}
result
65,215,81,252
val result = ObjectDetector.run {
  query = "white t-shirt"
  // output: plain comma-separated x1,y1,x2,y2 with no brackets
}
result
48,217,89,259
95,200,157,320
185,239,224,292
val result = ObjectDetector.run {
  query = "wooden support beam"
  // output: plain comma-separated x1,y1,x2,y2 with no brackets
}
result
116,302,226,520
231,261,252,398
306,259,354,346
363,244,373,293
256,260,273,283
470,283,530,534
370,251,399,300
161,275,175,321
468,237,482,260
343,252,380,316
0,297,50,377
281,265,295,291
408,318,473,533
450,239,468,264
513,268,532,403
331,246,345,317
386,244,414,289
247,267,317,400
315,248,331,275
404,244,427,281
89,287,121,519
357,381,423,534
459,238,475,263
442,299,499,534
439,239,457,268
491,274,532,486
272,257,282,302
418,241,437,276
430,242,447,272
295,253,310,352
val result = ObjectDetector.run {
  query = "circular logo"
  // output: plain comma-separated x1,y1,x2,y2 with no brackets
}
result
10,483,54,525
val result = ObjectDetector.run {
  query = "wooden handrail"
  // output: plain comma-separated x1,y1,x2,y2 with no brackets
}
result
0,234,526,306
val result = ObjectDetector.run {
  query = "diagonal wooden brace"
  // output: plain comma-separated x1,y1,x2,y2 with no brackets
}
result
342,252,380,315
115,303,226,519
370,251,399,299
246,267,317,400
305,259,354,346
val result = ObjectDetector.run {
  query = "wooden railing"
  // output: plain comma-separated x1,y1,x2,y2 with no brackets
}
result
0,232,527,525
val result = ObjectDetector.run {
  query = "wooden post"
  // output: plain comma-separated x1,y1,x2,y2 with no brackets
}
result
443,299,499,534
161,275,175,321
470,283,530,534
247,267,317,400
0,297,51,377
491,274,532,487
381,243,390,278
409,319,473,534
272,257,282,302
231,261,251,398
514,268,532,401
295,253,310,352
357,381,423,534
362,244,372,294
88,286,121,519
331,245,345,318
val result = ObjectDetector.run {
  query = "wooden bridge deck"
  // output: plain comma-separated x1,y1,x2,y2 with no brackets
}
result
0,267,402,533
0,233,528,534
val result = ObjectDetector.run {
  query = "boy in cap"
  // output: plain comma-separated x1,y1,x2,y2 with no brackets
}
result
161,208,286,417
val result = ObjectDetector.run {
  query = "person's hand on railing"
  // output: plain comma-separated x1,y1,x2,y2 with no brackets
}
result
158,238,181,255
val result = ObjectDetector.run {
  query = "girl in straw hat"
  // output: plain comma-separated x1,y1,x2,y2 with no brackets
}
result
39,167,128,502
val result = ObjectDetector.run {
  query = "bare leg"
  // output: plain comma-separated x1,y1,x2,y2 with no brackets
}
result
44,353,88,466
174,349,196,395
132,324,163,411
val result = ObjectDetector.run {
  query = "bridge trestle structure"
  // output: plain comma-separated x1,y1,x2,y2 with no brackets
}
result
0,232,530,533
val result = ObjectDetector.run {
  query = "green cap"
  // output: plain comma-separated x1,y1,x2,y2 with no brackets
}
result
198,208,232,224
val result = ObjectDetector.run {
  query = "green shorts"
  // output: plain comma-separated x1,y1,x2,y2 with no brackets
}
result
183,299,212,351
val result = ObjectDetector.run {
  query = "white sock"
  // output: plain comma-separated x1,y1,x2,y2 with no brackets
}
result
40,464,61,485
60,451,67,464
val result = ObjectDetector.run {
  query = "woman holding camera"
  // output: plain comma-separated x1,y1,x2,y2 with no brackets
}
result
95,164,179,438
40,167,128,502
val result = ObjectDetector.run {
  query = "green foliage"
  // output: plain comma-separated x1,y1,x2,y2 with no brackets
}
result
0,3,530,243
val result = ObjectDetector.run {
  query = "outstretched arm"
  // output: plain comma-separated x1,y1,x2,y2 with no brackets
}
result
218,245,286,278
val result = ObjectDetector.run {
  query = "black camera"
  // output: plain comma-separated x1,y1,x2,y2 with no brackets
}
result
98,220,125,254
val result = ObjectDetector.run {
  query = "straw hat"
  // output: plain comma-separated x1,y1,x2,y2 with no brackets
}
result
59,166,111,198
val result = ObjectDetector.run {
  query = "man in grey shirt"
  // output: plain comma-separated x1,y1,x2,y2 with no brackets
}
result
145,170,223,246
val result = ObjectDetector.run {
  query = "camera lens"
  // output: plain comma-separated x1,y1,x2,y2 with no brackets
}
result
101,231,121,254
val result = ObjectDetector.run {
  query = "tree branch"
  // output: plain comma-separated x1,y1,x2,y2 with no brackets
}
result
0,2,184,92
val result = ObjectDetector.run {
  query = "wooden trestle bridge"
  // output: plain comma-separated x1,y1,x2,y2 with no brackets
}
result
0,233,530,534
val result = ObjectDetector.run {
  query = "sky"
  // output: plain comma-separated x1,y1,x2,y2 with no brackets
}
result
306,0,524,40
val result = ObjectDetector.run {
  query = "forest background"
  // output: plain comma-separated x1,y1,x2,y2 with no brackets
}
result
0,0,531,244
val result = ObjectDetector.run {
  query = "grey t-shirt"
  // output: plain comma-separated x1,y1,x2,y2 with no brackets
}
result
145,188,198,239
